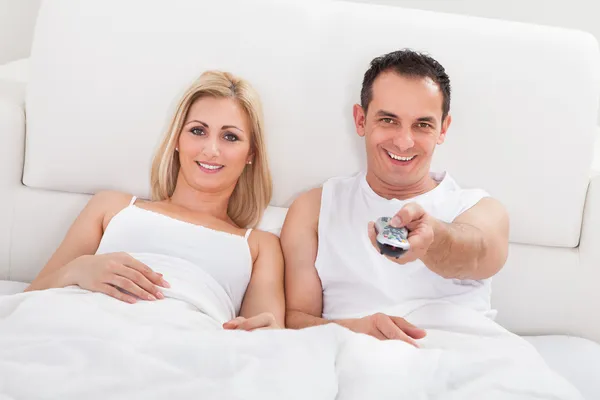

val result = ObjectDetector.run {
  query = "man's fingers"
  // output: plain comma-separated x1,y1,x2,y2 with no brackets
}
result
390,316,427,339
99,283,137,304
372,326,388,340
368,222,379,248
118,253,170,288
407,232,427,253
114,264,164,299
391,202,425,227
394,330,419,347
376,317,419,347
376,316,403,339
406,225,434,254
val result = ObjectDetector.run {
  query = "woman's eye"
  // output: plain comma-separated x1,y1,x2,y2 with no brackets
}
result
191,127,205,136
224,133,239,142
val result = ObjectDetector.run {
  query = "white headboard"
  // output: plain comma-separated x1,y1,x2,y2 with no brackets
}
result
25,0,600,247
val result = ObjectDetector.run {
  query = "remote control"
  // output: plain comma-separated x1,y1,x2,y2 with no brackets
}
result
374,217,410,258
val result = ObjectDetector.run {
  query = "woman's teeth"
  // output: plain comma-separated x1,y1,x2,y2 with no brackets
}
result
196,162,223,170
387,151,415,161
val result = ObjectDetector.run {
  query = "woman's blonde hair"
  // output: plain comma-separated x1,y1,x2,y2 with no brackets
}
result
150,70,272,228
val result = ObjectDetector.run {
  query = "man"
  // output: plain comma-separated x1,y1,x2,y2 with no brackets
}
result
280,49,509,346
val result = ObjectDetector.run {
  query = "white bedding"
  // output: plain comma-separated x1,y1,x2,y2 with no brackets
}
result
0,256,584,399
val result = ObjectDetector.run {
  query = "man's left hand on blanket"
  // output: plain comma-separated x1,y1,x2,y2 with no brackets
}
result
368,202,434,265
223,312,280,331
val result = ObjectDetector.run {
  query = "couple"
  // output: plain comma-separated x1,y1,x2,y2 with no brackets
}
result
25,49,508,345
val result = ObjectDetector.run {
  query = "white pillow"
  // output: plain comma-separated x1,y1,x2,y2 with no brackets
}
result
0,58,29,83
257,206,289,237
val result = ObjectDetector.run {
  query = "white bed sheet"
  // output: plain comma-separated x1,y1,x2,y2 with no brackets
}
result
1,280,597,399
524,335,600,400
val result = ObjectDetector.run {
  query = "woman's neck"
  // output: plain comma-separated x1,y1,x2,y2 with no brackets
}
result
168,181,233,222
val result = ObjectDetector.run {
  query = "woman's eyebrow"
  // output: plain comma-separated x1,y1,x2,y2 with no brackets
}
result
184,119,209,127
221,125,244,132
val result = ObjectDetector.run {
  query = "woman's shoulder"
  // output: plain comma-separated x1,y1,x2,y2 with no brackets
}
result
247,229,282,261
86,191,137,227
88,190,136,210
250,229,280,244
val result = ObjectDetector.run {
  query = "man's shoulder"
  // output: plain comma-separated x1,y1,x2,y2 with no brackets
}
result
435,172,490,197
289,187,322,218
294,186,323,206
280,187,322,240
433,171,493,221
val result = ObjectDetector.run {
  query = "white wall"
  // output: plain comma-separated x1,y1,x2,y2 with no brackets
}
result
346,0,600,41
0,0,42,64
347,0,600,127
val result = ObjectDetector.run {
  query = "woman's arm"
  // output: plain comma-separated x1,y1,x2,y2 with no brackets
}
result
234,231,285,328
25,191,115,291
25,191,166,302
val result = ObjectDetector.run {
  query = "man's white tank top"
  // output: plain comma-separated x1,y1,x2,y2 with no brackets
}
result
315,171,496,320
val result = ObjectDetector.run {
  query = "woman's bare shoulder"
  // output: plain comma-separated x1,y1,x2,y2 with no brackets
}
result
247,229,282,261
87,190,137,229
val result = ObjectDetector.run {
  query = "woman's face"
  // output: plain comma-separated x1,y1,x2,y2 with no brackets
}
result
177,96,252,194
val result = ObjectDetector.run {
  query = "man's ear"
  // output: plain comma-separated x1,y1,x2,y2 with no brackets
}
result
437,114,452,145
353,104,367,137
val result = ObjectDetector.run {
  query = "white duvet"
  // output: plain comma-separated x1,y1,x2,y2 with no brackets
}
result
0,254,583,400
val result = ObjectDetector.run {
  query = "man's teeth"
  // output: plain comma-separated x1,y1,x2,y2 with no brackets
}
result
197,162,223,170
387,151,415,161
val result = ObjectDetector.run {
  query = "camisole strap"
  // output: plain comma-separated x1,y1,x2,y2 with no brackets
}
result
244,228,253,240
129,195,137,206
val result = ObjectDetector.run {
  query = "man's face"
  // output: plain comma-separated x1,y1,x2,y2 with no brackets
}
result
354,71,451,188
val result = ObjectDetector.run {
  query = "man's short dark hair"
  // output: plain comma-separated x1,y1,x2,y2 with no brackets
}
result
360,49,451,121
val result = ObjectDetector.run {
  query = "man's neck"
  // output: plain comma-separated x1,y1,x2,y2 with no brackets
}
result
365,170,440,200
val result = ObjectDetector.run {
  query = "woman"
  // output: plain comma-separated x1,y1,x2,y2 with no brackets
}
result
24,70,283,331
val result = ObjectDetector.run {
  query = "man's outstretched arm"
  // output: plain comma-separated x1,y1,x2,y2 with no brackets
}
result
382,197,509,280
423,197,509,280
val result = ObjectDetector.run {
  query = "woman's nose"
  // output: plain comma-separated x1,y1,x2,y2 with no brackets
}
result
202,137,221,158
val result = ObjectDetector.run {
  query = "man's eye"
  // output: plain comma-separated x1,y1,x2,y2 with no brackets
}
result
417,123,431,129
224,133,239,142
381,118,395,124
191,127,205,136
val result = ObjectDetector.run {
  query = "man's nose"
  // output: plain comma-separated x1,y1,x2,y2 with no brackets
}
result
391,127,415,152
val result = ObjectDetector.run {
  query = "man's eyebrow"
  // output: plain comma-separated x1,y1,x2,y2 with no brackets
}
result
375,110,399,118
375,111,437,124
184,119,209,127
417,116,437,124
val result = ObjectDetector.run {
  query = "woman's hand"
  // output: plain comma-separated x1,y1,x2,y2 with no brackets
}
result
61,252,170,303
222,312,280,331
